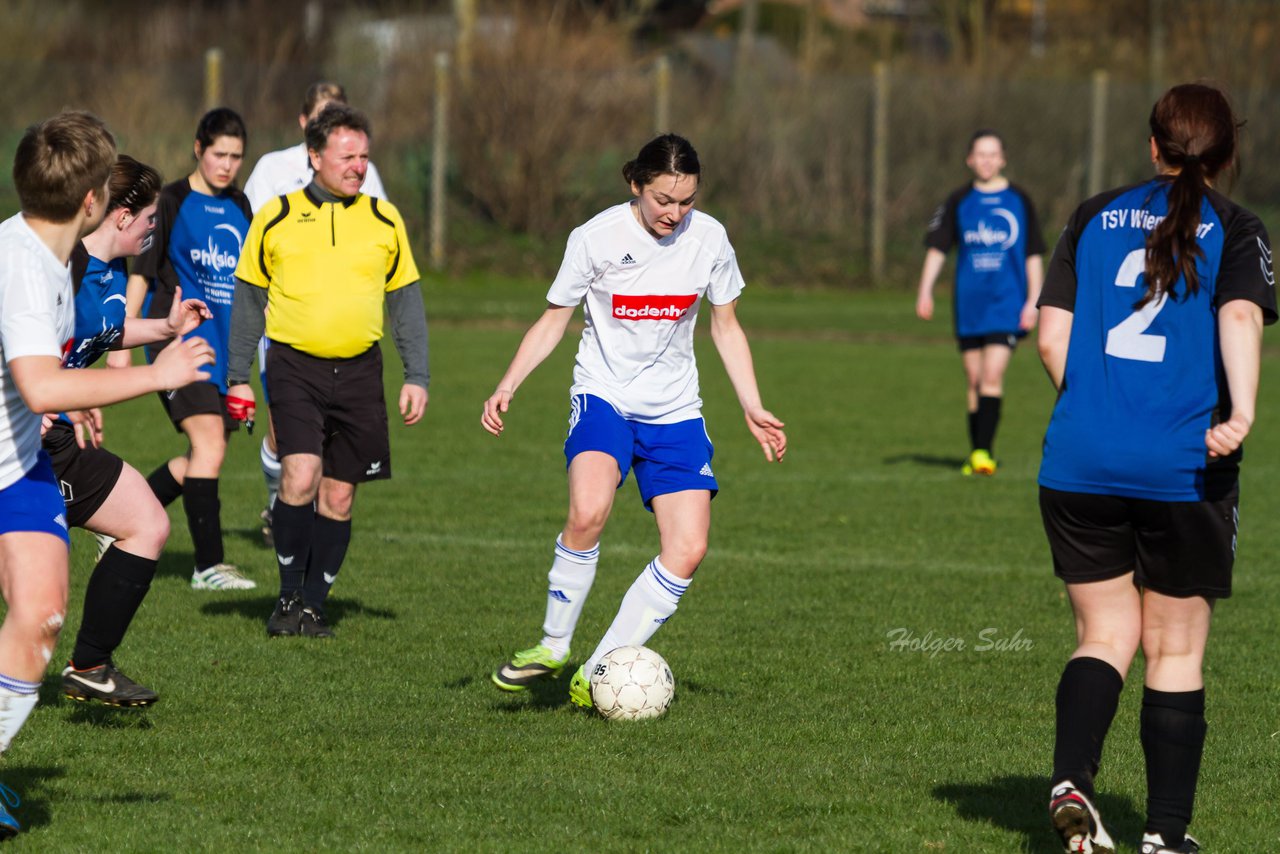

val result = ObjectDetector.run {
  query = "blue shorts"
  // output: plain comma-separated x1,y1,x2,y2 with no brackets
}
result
0,452,71,545
563,394,718,511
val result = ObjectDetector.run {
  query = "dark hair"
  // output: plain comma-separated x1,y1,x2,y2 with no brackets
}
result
1140,83,1239,307
622,134,700,188
302,81,347,117
195,107,247,151
968,128,1004,152
106,155,162,215
305,103,371,154
13,111,116,222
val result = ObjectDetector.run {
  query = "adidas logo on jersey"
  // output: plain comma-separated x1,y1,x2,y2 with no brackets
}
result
621,253,636,264
699,463,714,478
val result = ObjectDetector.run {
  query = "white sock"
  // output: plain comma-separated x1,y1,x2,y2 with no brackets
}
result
584,556,688,677
540,535,598,659
0,674,41,754
260,439,281,509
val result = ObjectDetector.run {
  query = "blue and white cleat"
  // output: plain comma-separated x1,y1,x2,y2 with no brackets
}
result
0,782,20,840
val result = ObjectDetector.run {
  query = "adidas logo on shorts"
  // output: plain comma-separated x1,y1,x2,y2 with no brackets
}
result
699,463,714,478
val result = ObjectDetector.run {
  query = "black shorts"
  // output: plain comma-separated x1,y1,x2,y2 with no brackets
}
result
957,332,1021,352
42,420,124,529
1039,485,1239,599
266,342,391,485
158,381,238,433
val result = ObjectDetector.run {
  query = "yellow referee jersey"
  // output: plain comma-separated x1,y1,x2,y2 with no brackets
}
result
235,188,420,358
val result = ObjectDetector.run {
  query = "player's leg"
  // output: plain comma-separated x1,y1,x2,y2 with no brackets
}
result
493,394,629,692
973,340,1014,465
258,336,279,548
64,465,166,706
181,410,250,589
295,477,357,639
959,344,986,474
1041,488,1139,852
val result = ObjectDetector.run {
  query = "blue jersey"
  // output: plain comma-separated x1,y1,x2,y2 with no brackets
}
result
1038,180,1277,501
134,179,252,392
925,183,1046,338
63,243,127,370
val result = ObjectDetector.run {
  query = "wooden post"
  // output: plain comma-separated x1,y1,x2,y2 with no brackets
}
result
654,55,671,133
431,52,450,271
454,0,475,85
735,0,759,91
870,61,890,284
1088,69,1109,198
1148,0,1166,104
204,48,223,111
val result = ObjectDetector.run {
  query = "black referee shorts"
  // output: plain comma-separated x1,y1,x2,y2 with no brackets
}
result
266,342,391,485
42,420,125,529
1039,484,1239,599
957,332,1022,352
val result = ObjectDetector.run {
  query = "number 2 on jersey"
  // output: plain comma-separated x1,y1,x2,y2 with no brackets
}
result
1105,248,1167,362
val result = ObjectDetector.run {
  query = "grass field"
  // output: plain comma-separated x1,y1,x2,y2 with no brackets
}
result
6,280,1279,852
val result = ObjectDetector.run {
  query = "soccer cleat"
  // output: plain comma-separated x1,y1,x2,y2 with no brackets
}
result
491,644,571,692
299,605,335,639
1050,781,1115,853
266,592,303,637
568,665,593,709
191,563,257,590
0,783,19,840
61,661,159,708
260,506,274,549
1141,833,1200,854
962,449,997,476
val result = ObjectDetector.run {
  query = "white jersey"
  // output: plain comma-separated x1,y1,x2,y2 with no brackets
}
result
243,142,388,212
547,202,745,424
0,214,75,489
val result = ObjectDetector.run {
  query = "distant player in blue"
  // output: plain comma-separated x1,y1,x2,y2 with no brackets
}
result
1037,84,1275,854
915,130,1046,476
50,155,212,708
127,108,257,591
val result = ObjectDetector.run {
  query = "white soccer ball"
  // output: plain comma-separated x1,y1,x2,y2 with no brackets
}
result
589,645,675,721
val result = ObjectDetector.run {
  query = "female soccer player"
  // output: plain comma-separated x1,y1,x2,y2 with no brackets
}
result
915,130,1045,475
1037,83,1273,854
483,134,787,708
127,108,256,590
0,111,212,838
52,155,212,707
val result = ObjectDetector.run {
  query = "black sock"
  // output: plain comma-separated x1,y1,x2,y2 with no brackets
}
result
183,477,223,570
302,516,352,609
1052,656,1124,798
974,395,1002,454
967,409,978,450
70,546,157,669
1142,687,1206,846
147,463,183,507
273,500,315,598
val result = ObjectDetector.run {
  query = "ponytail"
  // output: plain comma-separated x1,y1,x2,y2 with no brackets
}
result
1140,161,1206,308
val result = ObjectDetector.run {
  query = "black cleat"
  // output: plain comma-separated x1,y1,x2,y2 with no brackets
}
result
299,605,335,639
267,592,303,637
62,661,159,708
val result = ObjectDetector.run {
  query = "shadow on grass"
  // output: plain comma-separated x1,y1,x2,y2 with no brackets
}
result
227,522,270,549
678,679,731,698
154,549,196,583
882,453,966,469
932,775,1143,853
197,596,396,627
64,704,156,730
487,674,580,713
0,765,63,831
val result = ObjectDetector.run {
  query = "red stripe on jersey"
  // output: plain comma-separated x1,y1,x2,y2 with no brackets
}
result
611,294,697,321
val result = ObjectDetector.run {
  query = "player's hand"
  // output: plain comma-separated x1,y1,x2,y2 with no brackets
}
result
226,384,256,433
66,408,104,448
1019,302,1039,331
481,388,514,436
105,349,132,369
399,383,428,426
916,293,934,321
152,336,213,390
744,406,787,462
1206,412,1251,458
166,285,212,337
40,413,54,438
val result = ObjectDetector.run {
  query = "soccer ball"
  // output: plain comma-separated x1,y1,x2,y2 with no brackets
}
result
589,645,675,721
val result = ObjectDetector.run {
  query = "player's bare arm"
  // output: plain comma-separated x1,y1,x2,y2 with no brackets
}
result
482,304,575,436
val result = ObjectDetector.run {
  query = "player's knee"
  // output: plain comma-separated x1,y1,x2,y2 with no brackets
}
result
664,538,706,573
565,506,609,541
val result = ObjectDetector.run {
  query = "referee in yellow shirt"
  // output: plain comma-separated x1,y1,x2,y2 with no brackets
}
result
227,104,429,639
